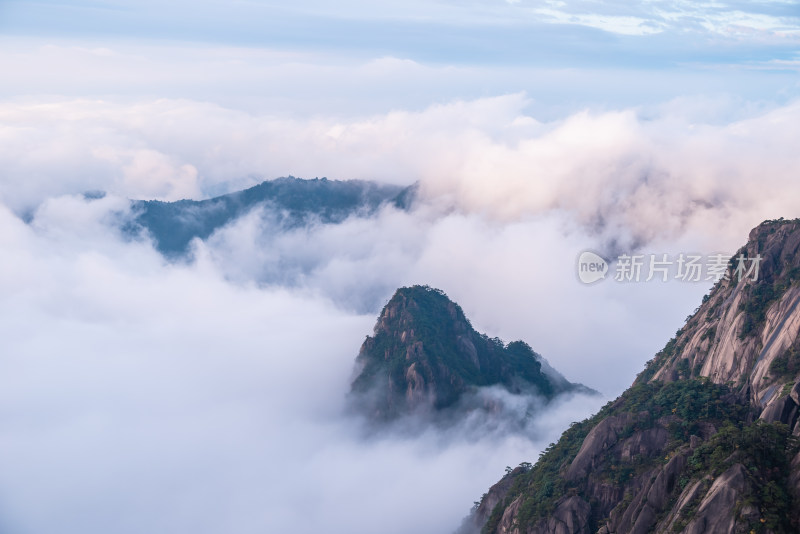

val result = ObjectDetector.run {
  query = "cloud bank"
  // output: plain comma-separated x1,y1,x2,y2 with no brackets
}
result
0,196,603,534
1,91,799,533
3,94,799,251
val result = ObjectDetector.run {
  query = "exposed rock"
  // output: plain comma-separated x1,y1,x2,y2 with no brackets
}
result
525,496,591,534
565,413,638,481
618,427,669,463
791,450,800,502
404,361,432,409
759,391,799,427
584,480,623,517
473,220,800,534
546,496,591,534
684,464,748,534
496,495,523,534
791,380,800,405
607,450,689,534
654,477,710,534
751,286,800,392
456,467,525,534
646,452,687,510
649,219,800,405
565,413,667,487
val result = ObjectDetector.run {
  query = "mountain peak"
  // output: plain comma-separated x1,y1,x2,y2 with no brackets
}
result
372,285,473,344
349,285,585,422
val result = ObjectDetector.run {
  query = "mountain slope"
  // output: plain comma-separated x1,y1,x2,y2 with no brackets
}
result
640,219,800,407
349,285,589,422
128,176,415,255
465,219,800,534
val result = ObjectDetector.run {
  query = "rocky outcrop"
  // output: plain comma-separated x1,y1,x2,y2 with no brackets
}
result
791,451,800,501
606,450,689,534
683,464,749,534
648,219,800,415
469,220,800,534
495,496,591,534
456,467,526,534
760,390,799,426
565,413,656,482
530,496,591,534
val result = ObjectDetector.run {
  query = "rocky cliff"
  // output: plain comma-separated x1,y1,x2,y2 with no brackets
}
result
349,285,588,422
465,219,800,534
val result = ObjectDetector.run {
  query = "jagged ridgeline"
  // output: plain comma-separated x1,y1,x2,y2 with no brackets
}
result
127,177,416,256
349,285,589,422
464,219,800,534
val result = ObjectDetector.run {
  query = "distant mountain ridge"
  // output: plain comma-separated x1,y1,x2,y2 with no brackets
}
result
349,285,591,423
127,176,416,255
462,219,800,534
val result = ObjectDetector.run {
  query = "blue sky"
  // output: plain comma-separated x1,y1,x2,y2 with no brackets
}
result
3,0,799,67
0,0,798,119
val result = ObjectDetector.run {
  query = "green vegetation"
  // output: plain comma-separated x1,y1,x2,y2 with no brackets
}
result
479,220,800,534
635,332,684,384
479,376,800,533
769,345,800,382
482,418,597,531
700,325,716,342
686,422,798,532
129,177,413,255
480,379,748,533
739,264,800,339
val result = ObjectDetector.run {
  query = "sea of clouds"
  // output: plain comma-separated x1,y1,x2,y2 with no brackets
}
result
1,85,798,533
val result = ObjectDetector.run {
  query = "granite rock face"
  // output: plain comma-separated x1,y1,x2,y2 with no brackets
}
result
648,220,800,414
469,220,800,534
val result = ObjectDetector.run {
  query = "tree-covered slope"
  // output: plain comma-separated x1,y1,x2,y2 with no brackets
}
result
128,176,414,255
465,219,800,534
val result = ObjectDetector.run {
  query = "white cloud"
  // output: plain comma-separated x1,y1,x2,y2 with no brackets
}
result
519,0,800,39
2,94,799,252
528,7,661,36
0,197,604,534
4,0,799,41
2,90,800,533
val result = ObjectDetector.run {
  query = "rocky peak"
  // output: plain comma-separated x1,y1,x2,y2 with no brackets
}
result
372,285,472,347
349,285,585,422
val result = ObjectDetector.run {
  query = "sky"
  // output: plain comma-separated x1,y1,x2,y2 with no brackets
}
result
1,1,799,533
